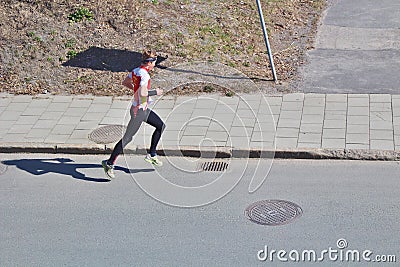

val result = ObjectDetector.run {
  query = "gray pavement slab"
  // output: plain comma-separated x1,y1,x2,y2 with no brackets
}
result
300,123,323,133
8,124,33,134
276,128,299,138
81,112,105,121
324,112,346,120
346,124,369,134
51,124,76,135
326,94,347,102
15,115,40,125
44,134,70,144
322,128,346,139
348,97,369,107
58,116,83,125
6,102,29,111
347,116,369,125
348,107,369,116
301,114,324,124
322,138,345,149
298,133,321,144
302,106,325,115
346,133,370,144
275,137,298,148
280,101,303,111
323,119,346,129
370,140,395,150
206,131,229,142
325,101,347,111
32,120,58,129
40,111,64,120
0,110,22,121
370,130,394,140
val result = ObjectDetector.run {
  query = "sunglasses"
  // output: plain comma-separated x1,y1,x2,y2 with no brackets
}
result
144,57,157,62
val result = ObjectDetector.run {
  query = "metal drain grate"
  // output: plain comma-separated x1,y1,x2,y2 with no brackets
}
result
88,125,127,144
199,161,229,172
245,200,302,226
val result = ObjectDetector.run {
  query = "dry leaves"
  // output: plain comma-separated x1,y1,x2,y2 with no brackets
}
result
0,0,326,96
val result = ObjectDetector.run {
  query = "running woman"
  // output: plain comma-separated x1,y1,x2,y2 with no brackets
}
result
102,49,165,179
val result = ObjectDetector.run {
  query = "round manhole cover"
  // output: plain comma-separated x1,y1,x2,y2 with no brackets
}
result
88,125,127,144
245,200,302,226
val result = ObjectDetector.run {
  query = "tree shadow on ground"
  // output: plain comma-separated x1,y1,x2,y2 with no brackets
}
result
62,47,168,72
2,158,154,183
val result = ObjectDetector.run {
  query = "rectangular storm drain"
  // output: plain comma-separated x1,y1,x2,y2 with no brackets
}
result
198,161,229,172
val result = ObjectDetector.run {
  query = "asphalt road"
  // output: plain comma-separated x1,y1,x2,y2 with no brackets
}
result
0,153,399,266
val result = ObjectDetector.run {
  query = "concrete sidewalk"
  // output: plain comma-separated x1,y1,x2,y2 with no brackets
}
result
0,92,399,160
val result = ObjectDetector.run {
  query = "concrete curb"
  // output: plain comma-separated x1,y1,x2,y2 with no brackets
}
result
0,143,399,161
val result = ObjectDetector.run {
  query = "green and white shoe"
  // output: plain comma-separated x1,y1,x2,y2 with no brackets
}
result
144,154,163,166
102,160,115,179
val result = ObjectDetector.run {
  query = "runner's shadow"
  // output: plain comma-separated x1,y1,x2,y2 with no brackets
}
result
2,158,154,183
62,47,168,72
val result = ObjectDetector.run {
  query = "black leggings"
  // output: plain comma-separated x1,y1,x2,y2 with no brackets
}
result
108,107,165,165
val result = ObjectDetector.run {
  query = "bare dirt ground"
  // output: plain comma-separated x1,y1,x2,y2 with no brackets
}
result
0,0,326,96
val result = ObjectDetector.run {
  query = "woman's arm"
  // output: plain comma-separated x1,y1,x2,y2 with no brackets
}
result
139,87,164,97
122,76,134,90
138,84,149,97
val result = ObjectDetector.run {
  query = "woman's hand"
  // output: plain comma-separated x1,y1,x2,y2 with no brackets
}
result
156,88,164,95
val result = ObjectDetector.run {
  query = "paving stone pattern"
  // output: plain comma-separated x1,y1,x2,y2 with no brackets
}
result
1,93,400,152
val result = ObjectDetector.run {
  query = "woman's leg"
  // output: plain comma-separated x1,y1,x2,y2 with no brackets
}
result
145,109,166,157
108,108,146,165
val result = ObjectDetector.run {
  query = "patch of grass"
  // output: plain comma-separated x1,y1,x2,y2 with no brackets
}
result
225,90,235,97
203,85,214,93
27,31,35,38
76,75,94,83
65,38,76,48
227,61,237,68
68,7,94,23
203,44,217,56
198,24,229,41
66,50,77,59
221,44,238,54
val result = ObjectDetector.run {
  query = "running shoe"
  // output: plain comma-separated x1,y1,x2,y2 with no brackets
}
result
102,160,115,179
144,154,163,166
